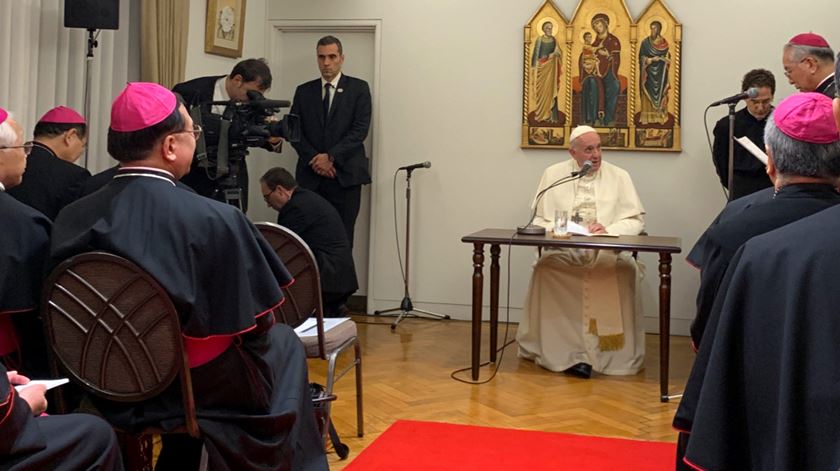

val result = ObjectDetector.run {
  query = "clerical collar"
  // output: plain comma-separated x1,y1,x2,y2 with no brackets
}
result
0,182,5,192
321,72,342,89
817,73,835,93
113,166,177,186
31,141,58,158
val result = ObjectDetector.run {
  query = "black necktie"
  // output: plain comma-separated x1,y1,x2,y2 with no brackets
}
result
322,83,331,119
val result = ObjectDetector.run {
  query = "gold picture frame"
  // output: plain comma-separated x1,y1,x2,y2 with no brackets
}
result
522,0,682,151
204,0,246,58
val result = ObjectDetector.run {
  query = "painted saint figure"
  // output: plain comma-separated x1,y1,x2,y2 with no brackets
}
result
531,21,563,124
580,13,621,127
638,21,670,125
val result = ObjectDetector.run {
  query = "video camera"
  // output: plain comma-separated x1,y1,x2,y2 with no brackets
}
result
193,90,300,211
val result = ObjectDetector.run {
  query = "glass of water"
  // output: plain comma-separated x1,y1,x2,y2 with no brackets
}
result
554,209,568,235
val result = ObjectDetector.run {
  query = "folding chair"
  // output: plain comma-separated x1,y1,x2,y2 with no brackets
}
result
256,222,363,454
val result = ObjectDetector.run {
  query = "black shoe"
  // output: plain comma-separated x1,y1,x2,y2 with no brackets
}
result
564,362,592,379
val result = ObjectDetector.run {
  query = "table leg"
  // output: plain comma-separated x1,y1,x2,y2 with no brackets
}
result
471,242,485,380
659,252,673,402
489,244,501,363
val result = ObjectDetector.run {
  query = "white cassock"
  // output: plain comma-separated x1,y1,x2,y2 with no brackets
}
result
516,159,646,375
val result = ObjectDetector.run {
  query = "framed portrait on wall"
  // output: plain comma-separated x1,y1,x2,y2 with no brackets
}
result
204,0,246,58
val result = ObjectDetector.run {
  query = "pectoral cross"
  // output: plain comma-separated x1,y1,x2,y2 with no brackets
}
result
571,211,583,224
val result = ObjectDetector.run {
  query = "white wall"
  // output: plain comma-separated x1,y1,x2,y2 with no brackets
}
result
184,0,840,334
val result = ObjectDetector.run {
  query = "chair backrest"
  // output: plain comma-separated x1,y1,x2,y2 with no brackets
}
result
256,222,326,358
42,251,198,436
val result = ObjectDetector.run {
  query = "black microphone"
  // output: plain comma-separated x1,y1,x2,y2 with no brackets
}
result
517,165,588,235
573,160,593,177
399,161,431,171
709,87,759,107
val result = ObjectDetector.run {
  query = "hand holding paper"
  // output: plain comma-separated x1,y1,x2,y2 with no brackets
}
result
735,137,768,165
14,378,69,392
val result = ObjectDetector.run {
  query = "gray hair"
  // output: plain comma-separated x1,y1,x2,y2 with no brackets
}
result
785,43,835,65
764,113,840,178
0,115,17,147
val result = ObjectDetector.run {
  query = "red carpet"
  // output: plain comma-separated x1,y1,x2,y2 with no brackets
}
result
344,420,675,470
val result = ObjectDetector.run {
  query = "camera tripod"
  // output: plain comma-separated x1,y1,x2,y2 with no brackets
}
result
374,167,449,330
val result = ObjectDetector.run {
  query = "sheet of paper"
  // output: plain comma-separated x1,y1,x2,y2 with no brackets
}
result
735,136,769,165
567,221,590,236
295,317,351,338
15,378,69,392
565,221,620,237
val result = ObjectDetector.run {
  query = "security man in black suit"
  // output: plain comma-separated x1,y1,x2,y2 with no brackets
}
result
7,106,90,220
291,35,372,246
260,167,358,317
172,58,280,212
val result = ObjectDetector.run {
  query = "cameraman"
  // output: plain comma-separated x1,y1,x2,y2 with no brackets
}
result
173,58,280,212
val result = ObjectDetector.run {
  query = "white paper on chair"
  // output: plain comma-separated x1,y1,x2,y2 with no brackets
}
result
14,378,69,392
294,317,350,338
735,136,769,165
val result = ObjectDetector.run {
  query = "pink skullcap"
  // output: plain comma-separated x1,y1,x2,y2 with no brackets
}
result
39,106,86,124
110,82,177,132
0,107,6,125
788,33,830,48
773,92,839,144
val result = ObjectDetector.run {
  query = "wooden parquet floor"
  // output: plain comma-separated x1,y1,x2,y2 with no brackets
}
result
309,315,695,470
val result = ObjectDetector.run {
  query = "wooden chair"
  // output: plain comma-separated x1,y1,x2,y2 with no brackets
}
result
256,222,364,445
41,252,204,471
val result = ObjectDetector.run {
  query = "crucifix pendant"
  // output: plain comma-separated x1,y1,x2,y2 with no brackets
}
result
571,211,583,224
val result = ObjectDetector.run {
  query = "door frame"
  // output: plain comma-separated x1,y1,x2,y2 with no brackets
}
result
265,20,382,314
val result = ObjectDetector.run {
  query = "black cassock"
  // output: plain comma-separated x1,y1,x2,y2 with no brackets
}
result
0,192,51,375
711,108,773,200
276,188,358,308
690,183,840,346
0,363,123,470
51,168,327,470
686,187,773,269
676,206,840,470
6,142,90,220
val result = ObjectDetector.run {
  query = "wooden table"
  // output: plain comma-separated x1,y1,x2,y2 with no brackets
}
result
461,229,682,402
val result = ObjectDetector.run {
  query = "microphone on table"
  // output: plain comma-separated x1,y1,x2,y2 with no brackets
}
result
517,160,592,235
709,87,759,107
398,161,431,171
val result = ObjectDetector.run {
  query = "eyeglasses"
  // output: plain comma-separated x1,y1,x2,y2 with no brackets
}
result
172,124,203,140
0,141,33,156
783,58,809,77
262,187,277,201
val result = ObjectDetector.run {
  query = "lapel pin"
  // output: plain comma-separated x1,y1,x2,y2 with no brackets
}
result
337,88,344,93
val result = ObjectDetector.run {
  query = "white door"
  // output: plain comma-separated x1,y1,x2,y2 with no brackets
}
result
249,28,375,298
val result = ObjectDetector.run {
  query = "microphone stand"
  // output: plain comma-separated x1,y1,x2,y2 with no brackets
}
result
82,28,99,171
375,167,450,330
726,102,736,201
517,173,583,235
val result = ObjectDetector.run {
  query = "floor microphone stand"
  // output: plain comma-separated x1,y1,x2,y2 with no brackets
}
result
726,102,736,201
375,168,450,330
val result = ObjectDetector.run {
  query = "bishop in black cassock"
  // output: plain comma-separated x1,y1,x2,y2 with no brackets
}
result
675,90,840,470
0,107,119,470
50,83,327,471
